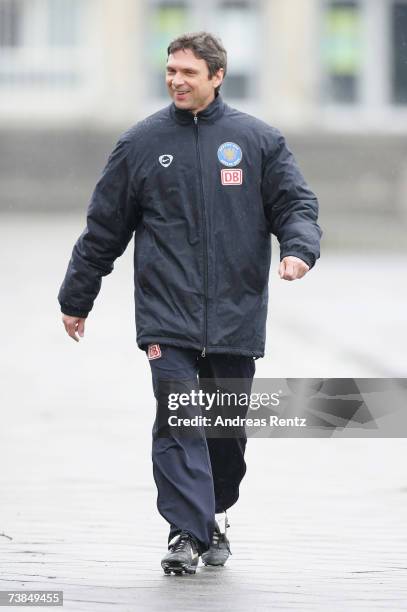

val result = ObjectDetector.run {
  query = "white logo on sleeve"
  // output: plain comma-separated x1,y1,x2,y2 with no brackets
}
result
159,154,173,168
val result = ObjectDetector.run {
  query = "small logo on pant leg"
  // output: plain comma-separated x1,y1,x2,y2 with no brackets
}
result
148,344,162,360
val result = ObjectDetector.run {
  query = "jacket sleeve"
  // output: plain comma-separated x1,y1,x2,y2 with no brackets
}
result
261,129,322,269
57,136,141,317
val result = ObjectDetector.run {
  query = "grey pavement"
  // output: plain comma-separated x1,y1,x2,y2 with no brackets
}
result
0,214,406,611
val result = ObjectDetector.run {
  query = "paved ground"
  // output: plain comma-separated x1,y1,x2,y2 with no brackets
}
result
0,214,406,611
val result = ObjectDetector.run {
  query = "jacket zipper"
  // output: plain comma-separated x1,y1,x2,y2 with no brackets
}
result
194,114,208,357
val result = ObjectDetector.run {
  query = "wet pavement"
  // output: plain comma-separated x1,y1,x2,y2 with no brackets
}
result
1,214,406,611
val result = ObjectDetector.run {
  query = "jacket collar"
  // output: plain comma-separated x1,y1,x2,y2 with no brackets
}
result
170,93,225,125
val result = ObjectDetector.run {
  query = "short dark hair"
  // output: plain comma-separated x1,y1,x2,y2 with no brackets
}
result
167,31,227,94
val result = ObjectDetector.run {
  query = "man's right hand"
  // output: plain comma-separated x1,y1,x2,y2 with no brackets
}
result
62,315,86,342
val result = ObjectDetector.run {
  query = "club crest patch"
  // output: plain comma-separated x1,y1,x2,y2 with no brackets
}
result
221,168,243,185
217,142,242,167
148,344,162,360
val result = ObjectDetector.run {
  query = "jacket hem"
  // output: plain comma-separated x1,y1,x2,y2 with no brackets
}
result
137,336,264,358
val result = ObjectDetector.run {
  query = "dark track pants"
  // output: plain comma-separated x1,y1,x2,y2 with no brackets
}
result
146,345,256,554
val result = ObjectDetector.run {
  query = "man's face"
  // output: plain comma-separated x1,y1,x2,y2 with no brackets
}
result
166,48,224,114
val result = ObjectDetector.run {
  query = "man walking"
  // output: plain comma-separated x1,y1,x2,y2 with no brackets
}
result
58,32,321,575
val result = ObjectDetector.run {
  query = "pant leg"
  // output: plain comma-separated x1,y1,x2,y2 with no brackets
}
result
147,345,216,554
198,353,256,513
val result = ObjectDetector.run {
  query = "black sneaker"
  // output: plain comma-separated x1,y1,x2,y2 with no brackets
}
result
161,531,200,575
201,521,232,566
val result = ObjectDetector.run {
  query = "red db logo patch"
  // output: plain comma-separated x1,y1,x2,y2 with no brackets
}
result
221,168,243,185
221,169,243,185
148,344,162,360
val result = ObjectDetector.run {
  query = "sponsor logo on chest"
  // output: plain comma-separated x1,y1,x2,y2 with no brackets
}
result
221,168,243,185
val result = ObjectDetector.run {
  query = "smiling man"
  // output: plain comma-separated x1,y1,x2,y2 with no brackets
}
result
166,46,223,112
58,32,322,575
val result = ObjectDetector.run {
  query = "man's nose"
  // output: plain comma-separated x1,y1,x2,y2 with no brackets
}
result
172,73,185,87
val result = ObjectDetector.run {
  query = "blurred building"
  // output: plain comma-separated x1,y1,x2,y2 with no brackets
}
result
1,0,407,248
1,0,407,129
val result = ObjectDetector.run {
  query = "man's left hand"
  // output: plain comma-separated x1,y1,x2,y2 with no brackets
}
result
278,256,310,281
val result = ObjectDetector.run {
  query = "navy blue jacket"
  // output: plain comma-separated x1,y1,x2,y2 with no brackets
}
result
58,94,322,358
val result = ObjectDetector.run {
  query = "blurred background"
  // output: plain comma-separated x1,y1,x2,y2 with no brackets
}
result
1,3,407,606
1,0,407,248
1,0,407,379
1,0,406,379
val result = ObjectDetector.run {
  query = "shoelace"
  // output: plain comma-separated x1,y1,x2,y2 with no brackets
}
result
172,533,193,553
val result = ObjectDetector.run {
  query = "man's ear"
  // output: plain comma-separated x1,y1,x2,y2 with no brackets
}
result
212,68,224,88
